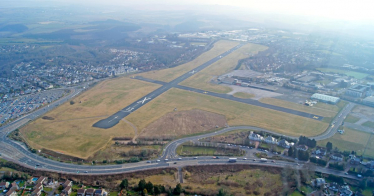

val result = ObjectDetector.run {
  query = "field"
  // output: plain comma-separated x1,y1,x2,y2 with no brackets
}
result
180,43,268,93
233,92,255,99
139,109,227,139
362,121,374,129
126,88,329,138
318,127,374,158
182,165,283,195
344,115,360,123
259,98,338,117
20,77,161,158
137,40,239,82
176,145,243,156
316,68,369,79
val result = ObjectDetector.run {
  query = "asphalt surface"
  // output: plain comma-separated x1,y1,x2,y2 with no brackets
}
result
93,44,244,129
310,103,356,140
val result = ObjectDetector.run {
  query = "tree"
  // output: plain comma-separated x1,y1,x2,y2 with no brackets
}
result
154,185,161,195
173,183,182,195
326,142,333,152
288,147,294,157
143,188,148,196
138,179,146,191
217,188,229,196
120,179,128,190
145,181,154,194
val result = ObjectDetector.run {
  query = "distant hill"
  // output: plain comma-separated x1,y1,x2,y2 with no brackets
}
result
0,24,28,33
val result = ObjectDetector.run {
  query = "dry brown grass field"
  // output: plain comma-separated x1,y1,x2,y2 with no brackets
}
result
318,127,374,158
125,88,329,138
259,98,338,117
126,165,283,196
137,40,239,82
139,109,227,139
179,43,268,93
20,77,160,158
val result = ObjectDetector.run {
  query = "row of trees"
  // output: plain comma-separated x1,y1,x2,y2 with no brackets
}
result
288,147,310,161
298,136,317,148
120,179,183,195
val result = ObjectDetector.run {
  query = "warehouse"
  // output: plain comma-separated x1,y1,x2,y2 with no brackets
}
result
311,93,340,104
363,96,374,107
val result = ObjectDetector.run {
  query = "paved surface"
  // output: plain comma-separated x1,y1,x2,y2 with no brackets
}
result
311,103,356,140
93,44,244,129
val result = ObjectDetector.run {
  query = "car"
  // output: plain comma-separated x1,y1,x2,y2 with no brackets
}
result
174,162,177,164
178,158,182,160
253,159,256,161
146,161,151,163
164,159,169,161
156,160,160,162
344,172,348,175
193,157,198,159
84,171,88,173
297,163,300,166
243,158,247,160
36,164,40,166
295,158,298,160
272,160,275,163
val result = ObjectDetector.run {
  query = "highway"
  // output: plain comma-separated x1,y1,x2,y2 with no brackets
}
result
0,45,358,179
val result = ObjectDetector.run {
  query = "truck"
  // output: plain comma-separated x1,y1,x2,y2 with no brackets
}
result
228,158,237,163
260,158,268,162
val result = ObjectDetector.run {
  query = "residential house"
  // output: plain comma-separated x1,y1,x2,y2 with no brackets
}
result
314,148,327,156
62,180,72,188
339,185,353,196
10,182,18,190
312,178,326,187
296,145,308,151
85,188,96,196
94,189,105,196
62,185,72,196
34,176,47,185
5,188,17,196
0,182,10,190
31,188,42,196
330,154,344,162
77,189,86,196
278,139,292,148
367,161,374,169
264,136,278,145
248,131,264,141
350,156,361,165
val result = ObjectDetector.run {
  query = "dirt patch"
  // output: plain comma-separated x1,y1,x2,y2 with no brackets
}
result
139,109,227,139
42,116,55,120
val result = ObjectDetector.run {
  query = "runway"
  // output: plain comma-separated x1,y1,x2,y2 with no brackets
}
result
92,44,245,128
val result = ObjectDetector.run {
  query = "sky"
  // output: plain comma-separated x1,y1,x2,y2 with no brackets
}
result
63,0,374,21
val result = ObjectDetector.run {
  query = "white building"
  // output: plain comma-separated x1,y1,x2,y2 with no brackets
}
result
248,131,263,141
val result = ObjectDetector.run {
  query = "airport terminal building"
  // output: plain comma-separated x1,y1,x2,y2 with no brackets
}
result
311,93,340,104
363,96,374,107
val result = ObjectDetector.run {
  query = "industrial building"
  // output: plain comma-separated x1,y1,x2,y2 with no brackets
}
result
363,96,374,107
345,84,370,98
311,93,340,104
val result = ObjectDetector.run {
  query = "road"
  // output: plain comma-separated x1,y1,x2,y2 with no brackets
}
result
311,103,356,140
